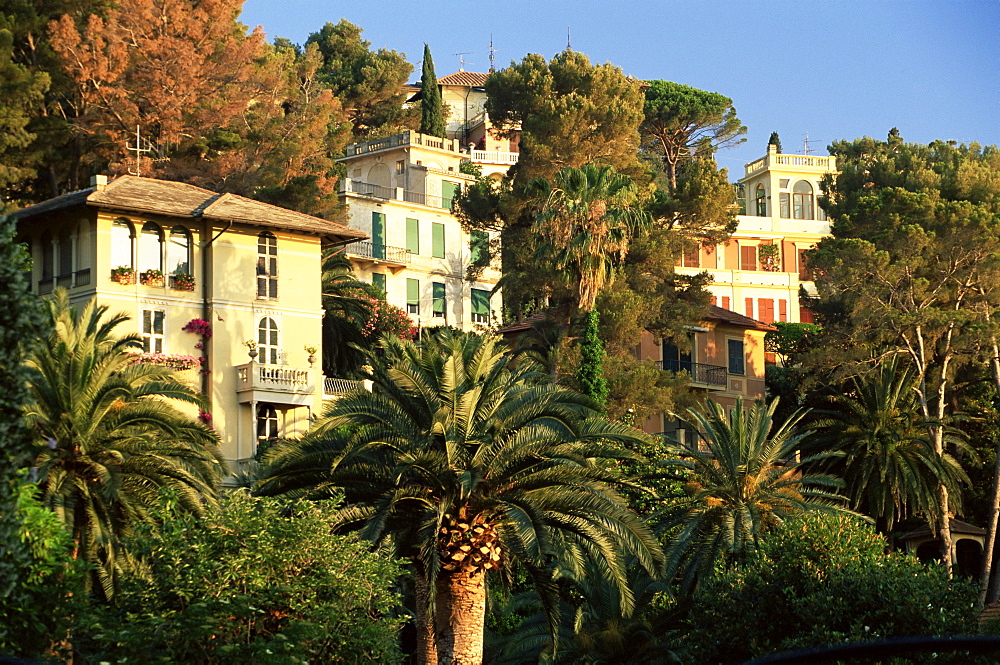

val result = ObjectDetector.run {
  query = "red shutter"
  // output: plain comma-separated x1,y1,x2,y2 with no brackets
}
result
779,299,787,322
745,298,754,318
741,245,757,271
722,296,730,310
710,296,717,306
759,299,774,324
800,306,815,323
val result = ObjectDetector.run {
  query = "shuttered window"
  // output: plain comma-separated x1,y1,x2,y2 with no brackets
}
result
471,288,490,323
432,282,445,317
407,278,419,314
432,223,445,258
406,218,419,254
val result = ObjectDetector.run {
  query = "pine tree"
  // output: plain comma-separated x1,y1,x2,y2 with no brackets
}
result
419,43,446,138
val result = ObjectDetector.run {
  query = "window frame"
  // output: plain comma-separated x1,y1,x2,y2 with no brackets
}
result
141,309,165,354
407,278,420,315
257,232,278,300
727,338,746,376
792,180,815,220
432,281,446,318
257,316,280,365
471,288,490,323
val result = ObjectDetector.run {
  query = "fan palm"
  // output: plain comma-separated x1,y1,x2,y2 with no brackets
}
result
256,330,663,665
804,356,969,530
529,164,649,313
657,398,851,592
23,290,223,599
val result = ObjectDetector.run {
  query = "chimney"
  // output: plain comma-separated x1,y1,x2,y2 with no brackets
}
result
90,174,108,191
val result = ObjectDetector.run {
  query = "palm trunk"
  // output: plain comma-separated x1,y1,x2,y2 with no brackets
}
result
435,570,487,665
414,566,438,665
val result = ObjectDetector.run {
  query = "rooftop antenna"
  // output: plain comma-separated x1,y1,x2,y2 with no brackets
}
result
802,131,817,155
488,35,497,72
567,26,572,51
454,52,473,71
126,125,152,177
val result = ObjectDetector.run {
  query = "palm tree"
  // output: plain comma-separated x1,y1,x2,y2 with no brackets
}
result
529,164,648,313
23,290,223,598
256,330,663,665
656,398,851,592
804,356,968,530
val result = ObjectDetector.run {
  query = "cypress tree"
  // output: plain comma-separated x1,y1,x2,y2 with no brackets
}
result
768,131,782,153
576,310,608,407
419,44,446,138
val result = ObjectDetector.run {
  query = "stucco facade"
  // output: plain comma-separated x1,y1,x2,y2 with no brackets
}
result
633,306,775,436
677,145,836,325
339,130,504,331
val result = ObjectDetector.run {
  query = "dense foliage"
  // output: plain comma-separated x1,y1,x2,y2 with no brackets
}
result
75,491,404,664
685,513,981,664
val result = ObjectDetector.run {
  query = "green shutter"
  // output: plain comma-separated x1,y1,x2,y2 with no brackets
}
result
371,212,385,259
406,218,419,254
407,278,419,308
441,181,460,210
470,230,488,266
372,273,386,294
471,288,489,322
432,223,445,258
432,282,445,316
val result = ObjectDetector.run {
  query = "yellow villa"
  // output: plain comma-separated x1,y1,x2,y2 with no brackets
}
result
13,175,365,475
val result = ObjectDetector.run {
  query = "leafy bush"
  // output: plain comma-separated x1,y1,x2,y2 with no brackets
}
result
0,480,83,660
684,513,980,664
76,491,404,664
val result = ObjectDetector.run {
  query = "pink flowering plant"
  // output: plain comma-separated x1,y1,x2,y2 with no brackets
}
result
129,353,202,371
182,318,212,338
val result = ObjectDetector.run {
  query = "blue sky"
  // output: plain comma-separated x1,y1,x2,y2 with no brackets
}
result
240,0,1000,181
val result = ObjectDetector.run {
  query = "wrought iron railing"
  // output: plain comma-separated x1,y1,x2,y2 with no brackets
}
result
656,359,728,387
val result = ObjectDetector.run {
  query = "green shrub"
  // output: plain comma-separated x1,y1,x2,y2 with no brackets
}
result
76,491,404,664
685,513,980,664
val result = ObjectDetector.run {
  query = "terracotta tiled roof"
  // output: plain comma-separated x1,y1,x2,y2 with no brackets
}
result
13,176,365,241
437,71,490,87
706,305,778,332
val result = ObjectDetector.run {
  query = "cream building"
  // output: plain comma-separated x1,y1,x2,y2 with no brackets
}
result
338,129,505,330
14,175,365,474
677,145,837,326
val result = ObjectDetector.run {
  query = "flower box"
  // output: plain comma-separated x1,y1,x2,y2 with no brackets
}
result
110,266,136,285
172,272,196,291
140,269,164,287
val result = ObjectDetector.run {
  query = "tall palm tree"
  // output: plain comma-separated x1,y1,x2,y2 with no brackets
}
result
23,290,223,599
657,398,851,592
529,164,648,313
804,356,969,530
256,330,663,665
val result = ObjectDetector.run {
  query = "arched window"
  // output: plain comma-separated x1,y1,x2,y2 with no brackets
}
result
792,181,814,220
167,226,191,275
257,232,278,299
256,404,279,446
110,219,133,270
257,317,279,365
138,222,163,273
755,185,767,217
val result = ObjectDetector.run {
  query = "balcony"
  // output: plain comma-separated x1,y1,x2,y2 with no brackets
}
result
469,150,519,165
744,153,837,178
236,362,315,406
344,130,461,157
342,179,457,211
322,377,373,400
656,359,728,389
345,240,411,274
